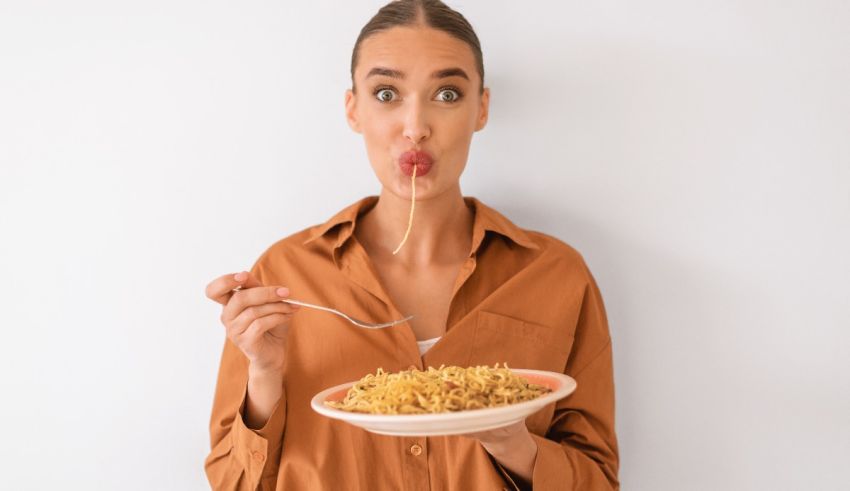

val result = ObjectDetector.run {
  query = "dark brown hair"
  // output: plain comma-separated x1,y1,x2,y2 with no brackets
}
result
351,0,484,93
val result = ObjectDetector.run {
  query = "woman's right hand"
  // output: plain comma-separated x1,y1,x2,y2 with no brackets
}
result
205,271,301,373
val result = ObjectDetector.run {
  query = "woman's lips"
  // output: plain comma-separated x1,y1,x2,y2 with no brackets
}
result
398,150,433,177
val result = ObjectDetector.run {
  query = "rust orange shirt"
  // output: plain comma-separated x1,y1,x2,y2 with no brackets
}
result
205,196,619,490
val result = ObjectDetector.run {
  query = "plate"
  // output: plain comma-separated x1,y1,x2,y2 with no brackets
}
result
310,368,577,436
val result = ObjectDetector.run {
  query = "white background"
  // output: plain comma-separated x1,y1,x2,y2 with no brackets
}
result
1,1,848,489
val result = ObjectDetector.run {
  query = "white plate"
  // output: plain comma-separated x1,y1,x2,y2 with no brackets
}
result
310,368,577,436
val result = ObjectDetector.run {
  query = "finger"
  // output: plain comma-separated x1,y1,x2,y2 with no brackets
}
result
206,271,264,305
228,301,300,337
221,285,293,324
239,312,292,344
224,272,265,304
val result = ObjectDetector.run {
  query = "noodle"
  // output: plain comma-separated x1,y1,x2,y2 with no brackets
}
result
325,363,551,414
392,164,417,255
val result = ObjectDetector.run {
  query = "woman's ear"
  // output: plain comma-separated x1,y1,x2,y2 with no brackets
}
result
344,89,362,133
475,87,490,132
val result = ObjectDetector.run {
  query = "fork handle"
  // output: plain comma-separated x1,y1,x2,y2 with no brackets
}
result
280,298,338,315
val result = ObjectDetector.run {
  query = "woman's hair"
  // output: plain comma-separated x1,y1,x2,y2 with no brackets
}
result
351,0,484,94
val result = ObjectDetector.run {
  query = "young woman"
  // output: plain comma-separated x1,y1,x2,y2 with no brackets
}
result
204,1,619,489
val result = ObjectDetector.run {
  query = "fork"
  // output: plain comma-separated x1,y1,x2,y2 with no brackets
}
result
281,298,414,329
231,286,413,329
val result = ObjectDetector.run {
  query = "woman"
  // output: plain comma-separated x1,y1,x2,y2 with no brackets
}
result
204,1,619,489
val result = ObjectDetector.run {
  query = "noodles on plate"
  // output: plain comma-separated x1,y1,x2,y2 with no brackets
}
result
325,363,551,414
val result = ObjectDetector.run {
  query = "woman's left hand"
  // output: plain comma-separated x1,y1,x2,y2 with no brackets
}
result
463,420,532,453
461,420,538,485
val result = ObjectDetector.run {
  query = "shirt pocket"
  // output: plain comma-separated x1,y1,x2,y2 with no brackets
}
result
469,310,574,374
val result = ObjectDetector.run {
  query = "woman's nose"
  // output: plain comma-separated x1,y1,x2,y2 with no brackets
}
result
402,101,431,144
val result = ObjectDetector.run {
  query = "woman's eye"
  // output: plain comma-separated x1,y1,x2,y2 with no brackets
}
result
375,88,397,103
436,88,461,103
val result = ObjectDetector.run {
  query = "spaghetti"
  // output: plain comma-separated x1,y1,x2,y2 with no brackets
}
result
325,363,551,414
392,164,417,255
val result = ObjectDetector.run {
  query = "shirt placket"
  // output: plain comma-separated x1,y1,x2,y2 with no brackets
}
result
402,437,430,491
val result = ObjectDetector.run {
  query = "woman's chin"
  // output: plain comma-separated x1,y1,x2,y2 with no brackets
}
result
383,180,434,201
395,171,432,191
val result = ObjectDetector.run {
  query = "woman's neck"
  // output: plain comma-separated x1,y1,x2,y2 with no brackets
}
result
356,185,474,268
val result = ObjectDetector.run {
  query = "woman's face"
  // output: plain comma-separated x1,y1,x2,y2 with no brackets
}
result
345,26,489,201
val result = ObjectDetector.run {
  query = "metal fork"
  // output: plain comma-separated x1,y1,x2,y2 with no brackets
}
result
231,286,413,329
281,298,414,329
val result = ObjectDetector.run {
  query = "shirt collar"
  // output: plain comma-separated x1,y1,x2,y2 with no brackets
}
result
302,195,539,254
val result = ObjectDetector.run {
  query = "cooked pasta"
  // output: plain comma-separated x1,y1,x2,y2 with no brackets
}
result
392,164,417,255
325,363,551,414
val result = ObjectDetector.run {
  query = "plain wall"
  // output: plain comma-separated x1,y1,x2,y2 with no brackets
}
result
1,1,848,489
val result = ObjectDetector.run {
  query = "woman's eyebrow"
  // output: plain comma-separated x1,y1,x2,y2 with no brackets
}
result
366,66,470,81
432,67,469,80
367,67,404,79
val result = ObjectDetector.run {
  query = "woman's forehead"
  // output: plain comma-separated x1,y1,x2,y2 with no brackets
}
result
356,26,477,80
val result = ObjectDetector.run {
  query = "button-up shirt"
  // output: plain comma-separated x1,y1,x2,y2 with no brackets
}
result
205,196,619,490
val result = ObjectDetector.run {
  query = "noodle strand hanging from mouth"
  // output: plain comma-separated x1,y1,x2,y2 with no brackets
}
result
392,164,417,255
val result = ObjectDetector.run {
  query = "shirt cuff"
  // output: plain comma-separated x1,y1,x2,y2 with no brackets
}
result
230,384,287,486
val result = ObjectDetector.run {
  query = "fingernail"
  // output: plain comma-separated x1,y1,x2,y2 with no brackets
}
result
276,287,289,297
234,272,247,282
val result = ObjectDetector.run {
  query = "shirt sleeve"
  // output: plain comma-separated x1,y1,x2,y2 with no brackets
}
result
204,262,288,491
497,267,621,490
536,267,620,490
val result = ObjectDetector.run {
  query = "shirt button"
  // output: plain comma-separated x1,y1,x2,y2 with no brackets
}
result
252,451,265,463
409,444,423,456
